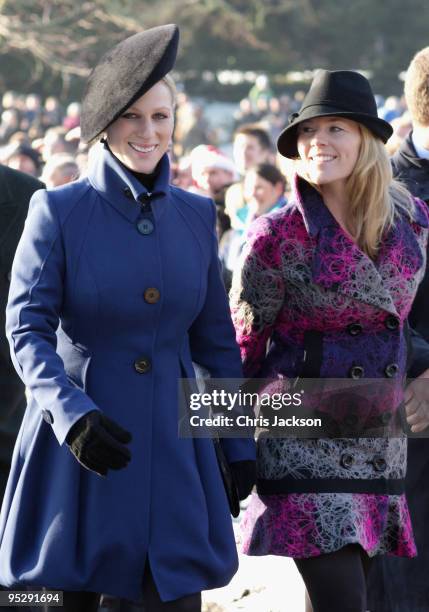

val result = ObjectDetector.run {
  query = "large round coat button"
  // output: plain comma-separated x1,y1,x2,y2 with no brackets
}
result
340,453,354,469
385,315,399,331
134,357,151,374
372,455,387,472
347,322,363,336
349,365,364,379
137,218,154,235
384,363,399,378
144,288,160,304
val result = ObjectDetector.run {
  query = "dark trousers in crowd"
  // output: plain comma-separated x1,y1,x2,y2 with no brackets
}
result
59,564,201,612
366,439,429,612
295,544,372,612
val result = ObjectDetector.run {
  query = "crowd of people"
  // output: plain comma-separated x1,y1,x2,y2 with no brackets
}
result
0,22,429,612
0,79,415,296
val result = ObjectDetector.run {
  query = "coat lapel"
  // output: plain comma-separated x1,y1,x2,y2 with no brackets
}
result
294,176,427,317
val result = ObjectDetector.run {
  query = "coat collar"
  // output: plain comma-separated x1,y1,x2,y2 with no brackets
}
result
292,174,427,316
87,142,171,222
0,164,13,204
393,131,429,172
391,132,429,203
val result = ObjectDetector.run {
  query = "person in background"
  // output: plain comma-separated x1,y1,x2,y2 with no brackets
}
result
179,104,212,155
230,69,429,612
170,156,193,191
3,142,42,177
1,91,18,113
62,101,81,130
225,124,272,228
232,124,272,177
20,94,43,132
0,109,20,145
367,46,429,612
0,25,255,612
232,98,260,131
379,95,402,123
240,163,287,225
384,111,412,156
248,74,274,110
264,97,288,142
42,126,77,161
7,131,31,146
220,163,287,278
0,164,44,611
42,97,63,130
189,144,237,198
40,154,79,188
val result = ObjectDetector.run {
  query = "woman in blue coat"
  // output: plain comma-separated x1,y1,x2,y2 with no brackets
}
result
0,25,255,612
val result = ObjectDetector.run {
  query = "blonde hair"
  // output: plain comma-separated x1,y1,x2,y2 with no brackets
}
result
404,47,429,127
161,73,177,108
297,125,415,258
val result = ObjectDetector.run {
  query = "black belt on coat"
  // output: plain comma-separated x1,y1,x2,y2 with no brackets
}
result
257,476,405,495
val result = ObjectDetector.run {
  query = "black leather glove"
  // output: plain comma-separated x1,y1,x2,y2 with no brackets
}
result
229,460,257,500
66,410,132,476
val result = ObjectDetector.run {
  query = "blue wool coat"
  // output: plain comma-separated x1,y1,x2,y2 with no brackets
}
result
0,144,255,602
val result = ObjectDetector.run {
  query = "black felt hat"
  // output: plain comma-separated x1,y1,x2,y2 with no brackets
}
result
81,24,179,143
277,70,393,159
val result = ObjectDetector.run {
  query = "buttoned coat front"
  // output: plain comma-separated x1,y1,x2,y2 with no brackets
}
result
231,176,429,559
0,145,255,601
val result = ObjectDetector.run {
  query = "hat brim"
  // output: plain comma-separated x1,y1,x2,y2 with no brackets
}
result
81,24,179,144
277,105,393,159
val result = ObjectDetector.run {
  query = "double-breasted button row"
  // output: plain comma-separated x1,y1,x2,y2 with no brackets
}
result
340,452,388,472
144,288,160,304
348,363,399,378
134,357,151,374
346,315,399,336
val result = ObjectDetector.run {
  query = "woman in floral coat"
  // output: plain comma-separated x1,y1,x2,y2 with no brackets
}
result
230,70,429,612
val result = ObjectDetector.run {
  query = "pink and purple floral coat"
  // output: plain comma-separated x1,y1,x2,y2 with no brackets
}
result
230,176,429,559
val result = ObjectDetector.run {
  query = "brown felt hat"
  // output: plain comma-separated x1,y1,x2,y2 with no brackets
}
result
81,24,179,143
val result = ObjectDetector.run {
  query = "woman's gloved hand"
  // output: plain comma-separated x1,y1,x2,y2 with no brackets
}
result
229,460,257,500
66,410,132,476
